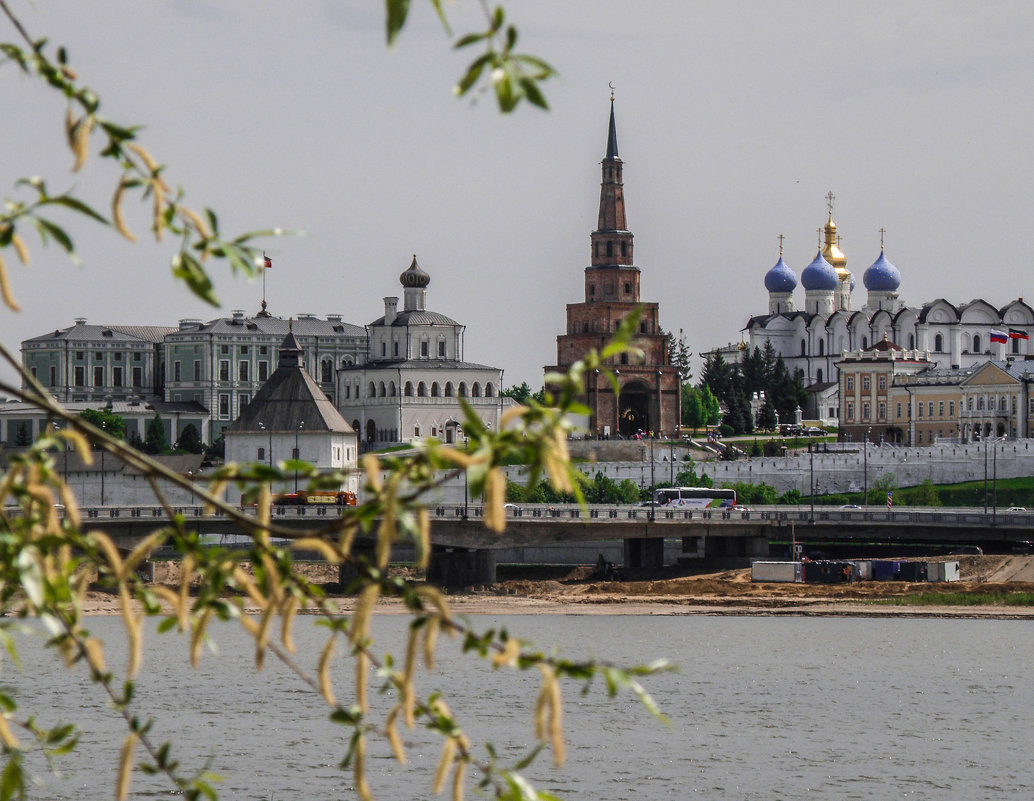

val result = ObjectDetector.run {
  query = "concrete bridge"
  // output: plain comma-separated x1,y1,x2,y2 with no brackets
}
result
73,502,1034,586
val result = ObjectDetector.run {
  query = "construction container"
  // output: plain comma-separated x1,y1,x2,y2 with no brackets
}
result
803,560,856,584
928,561,961,582
751,561,803,583
851,560,874,581
873,560,900,581
897,561,928,582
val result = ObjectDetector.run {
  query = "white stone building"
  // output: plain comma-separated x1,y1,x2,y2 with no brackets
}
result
336,257,508,448
225,331,358,497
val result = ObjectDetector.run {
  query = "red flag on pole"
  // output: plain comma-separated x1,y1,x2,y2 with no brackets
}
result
264,255,272,269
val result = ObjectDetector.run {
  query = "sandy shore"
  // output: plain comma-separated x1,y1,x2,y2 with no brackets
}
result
67,553,1034,620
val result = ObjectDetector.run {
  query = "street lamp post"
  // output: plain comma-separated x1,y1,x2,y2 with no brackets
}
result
649,435,656,522
809,442,815,522
993,435,1002,525
294,421,304,492
463,433,469,520
99,421,106,506
258,422,272,468
862,426,872,506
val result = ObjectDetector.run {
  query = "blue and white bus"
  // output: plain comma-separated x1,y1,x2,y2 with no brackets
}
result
652,487,736,508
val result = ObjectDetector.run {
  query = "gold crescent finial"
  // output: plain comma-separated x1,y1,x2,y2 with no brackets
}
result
609,81,615,101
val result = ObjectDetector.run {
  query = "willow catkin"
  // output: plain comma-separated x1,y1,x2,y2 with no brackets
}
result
354,734,372,801
254,602,275,670
451,757,465,801
432,737,457,795
118,583,142,679
416,508,431,569
116,732,138,801
111,178,136,242
317,635,337,706
385,705,407,763
10,233,29,265
72,115,93,172
280,595,299,653
190,607,213,669
0,713,19,748
483,467,505,532
355,651,369,715
0,251,21,311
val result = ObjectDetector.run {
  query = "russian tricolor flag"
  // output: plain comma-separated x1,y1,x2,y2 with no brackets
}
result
990,329,1009,344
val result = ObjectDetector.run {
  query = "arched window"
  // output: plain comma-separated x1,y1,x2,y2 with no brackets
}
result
388,381,396,396
368,382,376,398
934,333,943,352
342,357,353,367
404,381,414,397
583,322,589,333
624,282,631,294
320,359,332,383
378,381,386,397
485,383,494,397
800,339,806,356
352,419,360,434
257,447,265,462
414,424,420,438
417,382,427,397
459,382,468,397
818,340,824,356
862,336,868,349
621,242,627,257
431,382,440,397
640,322,647,333
1013,337,1020,354
816,368,823,383
973,334,981,353
908,334,915,349
978,396,985,410
606,242,613,257
471,383,481,398
990,396,996,411
445,382,454,397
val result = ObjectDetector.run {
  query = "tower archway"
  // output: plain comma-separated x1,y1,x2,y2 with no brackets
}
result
618,381,651,436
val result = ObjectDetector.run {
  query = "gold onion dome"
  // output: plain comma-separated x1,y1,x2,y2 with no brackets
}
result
822,214,849,280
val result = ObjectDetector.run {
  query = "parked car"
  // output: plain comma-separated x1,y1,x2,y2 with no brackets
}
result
1005,506,1028,512
804,426,825,436
838,504,862,510
730,505,752,512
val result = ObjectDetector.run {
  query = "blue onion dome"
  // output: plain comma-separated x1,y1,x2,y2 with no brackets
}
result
399,254,430,288
764,256,797,292
863,250,901,292
850,274,856,292
800,251,837,291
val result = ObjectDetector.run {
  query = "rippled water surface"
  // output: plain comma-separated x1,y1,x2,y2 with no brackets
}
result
5,615,1033,799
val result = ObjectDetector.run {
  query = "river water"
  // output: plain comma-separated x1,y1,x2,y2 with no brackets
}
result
4,614,1032,800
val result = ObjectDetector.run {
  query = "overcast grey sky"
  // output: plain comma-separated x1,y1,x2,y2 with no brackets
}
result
2,1,1033,390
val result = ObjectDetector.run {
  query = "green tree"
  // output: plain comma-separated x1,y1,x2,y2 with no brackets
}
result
868,472,897,505
143,414,169,454
80,408,126,442
756,400,778,431
666,328,693,381
778,488,802,505
176,423,203,454
908,479,942,507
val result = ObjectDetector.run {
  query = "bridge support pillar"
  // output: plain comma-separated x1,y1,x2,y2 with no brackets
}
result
623,537,664,570
427,547,496,589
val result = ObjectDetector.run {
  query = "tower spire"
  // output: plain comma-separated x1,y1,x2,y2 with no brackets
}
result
605,83,619,160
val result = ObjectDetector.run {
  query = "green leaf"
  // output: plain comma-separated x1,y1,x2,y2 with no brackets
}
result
519,77,548,110
453,32,489,49
0,756,25,801
385,0,410,45
171,252,219,306
33,217,75,254
49,195,109,224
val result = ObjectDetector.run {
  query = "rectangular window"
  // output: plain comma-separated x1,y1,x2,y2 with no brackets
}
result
133,352,142,362
132,367,142,387
173,360,182,381
918,403,924,418
114,352,122,361
218,393,230,418
381,342,387,357
219,360,230,381
928,402,934,417
949,401,956,417
258,361,269,381
878,375,887,390
862,402,870,419
238,361,249,381
74,365,85,386
846,402,854,421
345,385,351,399
75,351,84,361
862,376,871,391
846,376,854,391
49,365,57,386
112,367,123,387
896,402,902,418
93,366,104,386
240,345,248,355
878,402,886,419
393,341,399,357
239,393,250,409
94,351,103,361
438,340,446,358
938,401,945,417
1012,397,1018,413
220,344,229,355
260,346,268,355
193,360,202,380
420,340,429,357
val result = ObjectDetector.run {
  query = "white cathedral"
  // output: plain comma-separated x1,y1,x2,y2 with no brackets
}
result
721,199,1034,394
